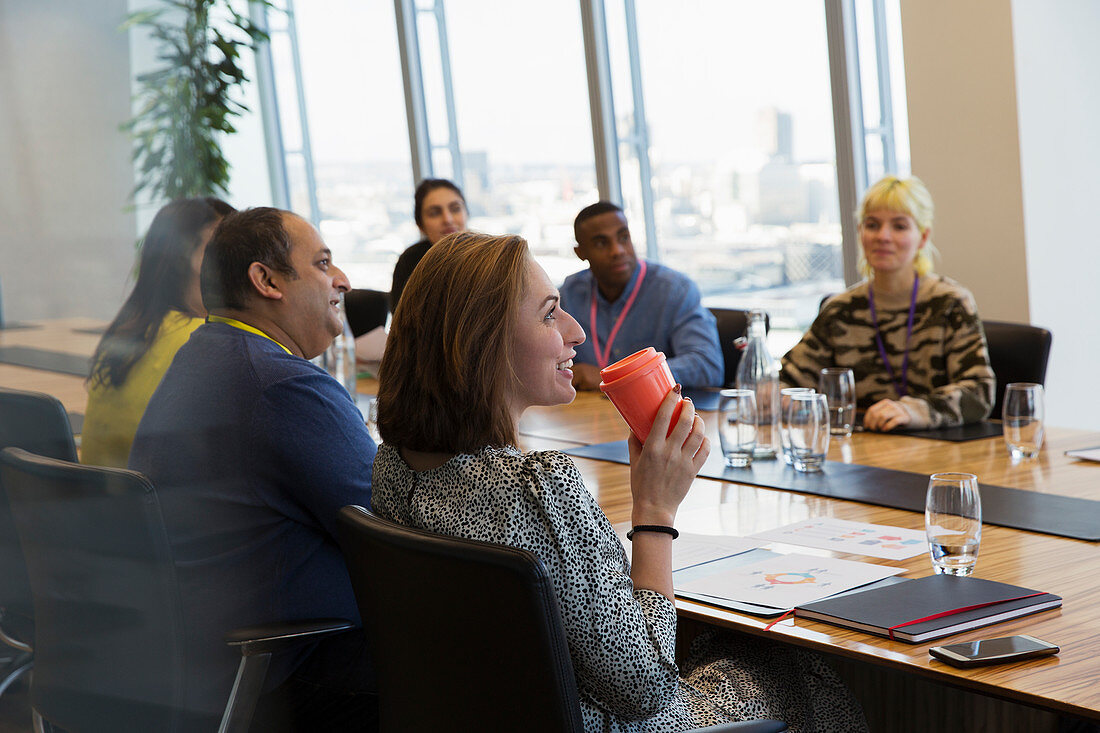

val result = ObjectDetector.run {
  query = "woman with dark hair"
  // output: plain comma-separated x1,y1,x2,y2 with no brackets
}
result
81,197,235,467
388,178,467,312
372,231,867,732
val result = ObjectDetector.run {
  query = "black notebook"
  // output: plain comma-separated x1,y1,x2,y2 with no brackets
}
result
795,575,1062,643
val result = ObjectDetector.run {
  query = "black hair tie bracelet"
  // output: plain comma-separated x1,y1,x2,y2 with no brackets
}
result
626,525,679,541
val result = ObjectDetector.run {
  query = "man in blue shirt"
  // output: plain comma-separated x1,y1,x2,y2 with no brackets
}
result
130,208,377,731
560,201,723,390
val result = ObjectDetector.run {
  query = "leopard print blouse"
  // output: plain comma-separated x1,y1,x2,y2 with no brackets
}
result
371,442,867,732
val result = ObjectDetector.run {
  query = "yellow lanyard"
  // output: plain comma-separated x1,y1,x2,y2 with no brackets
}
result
207,315,292,355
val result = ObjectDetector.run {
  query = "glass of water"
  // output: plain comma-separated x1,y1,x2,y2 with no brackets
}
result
925,472,981,576
718,389,756,467
1003,383,1044,459
785,392,829,472
818,368,856,437
779,387,814,464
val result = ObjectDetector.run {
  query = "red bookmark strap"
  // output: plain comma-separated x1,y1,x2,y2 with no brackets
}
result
886,592,1045,640
764,609,794,631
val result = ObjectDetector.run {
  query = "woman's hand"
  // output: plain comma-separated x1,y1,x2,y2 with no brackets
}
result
625,387,709,600
626,387,710,527
863,398,912,432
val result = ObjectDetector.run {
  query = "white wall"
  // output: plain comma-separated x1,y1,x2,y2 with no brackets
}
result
899,0,1030,324
1011,0,1100,431
0,0,137,321
901,0,1100,430
0,0,274,323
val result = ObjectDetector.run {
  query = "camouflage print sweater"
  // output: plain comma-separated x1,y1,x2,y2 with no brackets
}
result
780,275,995,430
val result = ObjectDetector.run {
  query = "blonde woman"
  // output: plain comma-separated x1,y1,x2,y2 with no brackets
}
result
781,176,994,431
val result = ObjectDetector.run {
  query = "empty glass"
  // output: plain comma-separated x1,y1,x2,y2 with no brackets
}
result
925,472,981,576
779,387,814,465
785,392,829,472
819,368,856,437
718,389,757,467
1003,383,1045,459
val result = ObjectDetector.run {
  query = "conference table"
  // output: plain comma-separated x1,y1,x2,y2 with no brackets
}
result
517,390,1100,726
4,319,1099,726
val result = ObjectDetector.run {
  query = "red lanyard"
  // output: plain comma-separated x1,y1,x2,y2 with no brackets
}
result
590,261,647,369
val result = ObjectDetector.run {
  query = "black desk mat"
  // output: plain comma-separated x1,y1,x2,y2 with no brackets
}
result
682,388,719,411
70,326,106,336
564,440,1100,541
0,322,40,331
894,420,1003,442
0,346,91,377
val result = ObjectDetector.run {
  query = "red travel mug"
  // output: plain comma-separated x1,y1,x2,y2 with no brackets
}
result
599,347,684,442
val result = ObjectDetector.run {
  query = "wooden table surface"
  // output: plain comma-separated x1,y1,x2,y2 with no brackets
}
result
0,318,101,414
5,321,1099,720
519,388,1100,722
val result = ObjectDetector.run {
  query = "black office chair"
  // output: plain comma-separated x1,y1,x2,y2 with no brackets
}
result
983,320,1052,418
0,388,78,706
709,308,770,388
344,289,389,338
336,506,787,733
0,447,352,733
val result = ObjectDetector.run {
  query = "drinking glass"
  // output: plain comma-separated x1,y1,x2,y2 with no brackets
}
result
779,387,814,465
819,368,856,437
925,472,981,576
1002,383,1045,459
785,392,829,472
718,389,757,467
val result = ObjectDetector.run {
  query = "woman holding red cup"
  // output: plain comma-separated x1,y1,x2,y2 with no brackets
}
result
373,232,866,731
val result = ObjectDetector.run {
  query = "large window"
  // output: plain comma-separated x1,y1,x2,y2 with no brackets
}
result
265,0,910,318
607,0,844,343
265,0,416,292
425,1,599,285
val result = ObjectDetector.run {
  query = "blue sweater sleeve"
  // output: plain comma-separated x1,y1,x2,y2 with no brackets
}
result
665,280,724,388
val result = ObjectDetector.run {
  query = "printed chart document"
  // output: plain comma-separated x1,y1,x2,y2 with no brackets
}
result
616,526,762,571
750,517,928,560
676,553,904,609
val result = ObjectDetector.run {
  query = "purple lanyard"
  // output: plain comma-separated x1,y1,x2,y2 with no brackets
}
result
867,275,919,398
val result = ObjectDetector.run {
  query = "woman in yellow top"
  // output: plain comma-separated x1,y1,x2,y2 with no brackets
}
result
82,197,235,467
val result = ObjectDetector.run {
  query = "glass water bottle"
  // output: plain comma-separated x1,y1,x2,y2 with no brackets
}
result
735,308,779,458
317,293,359,398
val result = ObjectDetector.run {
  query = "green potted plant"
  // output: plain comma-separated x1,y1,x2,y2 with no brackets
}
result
121,0,270,203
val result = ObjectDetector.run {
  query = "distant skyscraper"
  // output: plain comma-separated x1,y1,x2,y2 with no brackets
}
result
757,107,793,163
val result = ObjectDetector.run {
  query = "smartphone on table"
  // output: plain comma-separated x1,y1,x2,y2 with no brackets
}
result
929,635,1059,668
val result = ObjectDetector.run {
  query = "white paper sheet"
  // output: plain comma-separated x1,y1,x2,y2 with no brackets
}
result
750,517,928,560
615,526,761,571
676,552,904,609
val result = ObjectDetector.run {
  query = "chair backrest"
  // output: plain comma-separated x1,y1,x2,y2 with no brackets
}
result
0,447,197,733
0,388,77,646
344,288,390,338
709,308,769,387
982,320,1053,418
0,387,78,463
337,506,584,733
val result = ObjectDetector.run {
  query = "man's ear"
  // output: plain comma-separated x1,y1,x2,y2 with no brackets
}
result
573,245,587,262
247,262,284,301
